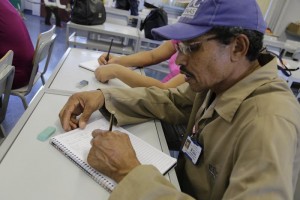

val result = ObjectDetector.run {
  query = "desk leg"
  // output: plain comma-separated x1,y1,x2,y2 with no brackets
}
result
66,25,69,46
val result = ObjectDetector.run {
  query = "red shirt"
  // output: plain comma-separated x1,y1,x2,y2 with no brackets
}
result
0,0,34,89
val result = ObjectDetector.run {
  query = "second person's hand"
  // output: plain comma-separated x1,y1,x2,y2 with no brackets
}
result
98,53,117,65
94,64,122,83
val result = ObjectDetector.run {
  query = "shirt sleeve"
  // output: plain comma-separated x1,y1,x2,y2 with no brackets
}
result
109,165,195,200
101,83,196,126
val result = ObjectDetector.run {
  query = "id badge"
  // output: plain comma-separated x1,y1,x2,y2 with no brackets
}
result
182,136,202,164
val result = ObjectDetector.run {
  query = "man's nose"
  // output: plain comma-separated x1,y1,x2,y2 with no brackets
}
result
175,51,187,66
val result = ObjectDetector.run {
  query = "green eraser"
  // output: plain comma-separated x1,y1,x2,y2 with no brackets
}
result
37,126,56,141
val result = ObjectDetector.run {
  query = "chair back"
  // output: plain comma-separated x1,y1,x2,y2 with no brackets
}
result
0,50,15,124
44,0,66,9
34,25,56,59
26,26,57,95
10,26,56,109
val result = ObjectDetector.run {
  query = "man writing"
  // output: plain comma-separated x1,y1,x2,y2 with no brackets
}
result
59,0,300,199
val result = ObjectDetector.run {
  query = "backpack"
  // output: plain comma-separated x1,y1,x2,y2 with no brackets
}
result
140,8,168,40
71,0,106,25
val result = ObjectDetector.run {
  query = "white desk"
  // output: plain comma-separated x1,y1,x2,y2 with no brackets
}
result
275,57,300,99
0,48,179,199
137,30,163,51
44,48,143,93
0,90,178,199
264,34,300,58
66,22,139,54
105,6,131,26
105,6,141,27
283,58,300,92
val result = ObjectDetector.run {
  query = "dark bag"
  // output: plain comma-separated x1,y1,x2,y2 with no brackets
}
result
115,0,131,11
140,8,168,40
71,0,106,25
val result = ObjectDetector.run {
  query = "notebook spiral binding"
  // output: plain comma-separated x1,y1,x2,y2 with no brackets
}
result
50,138,115,192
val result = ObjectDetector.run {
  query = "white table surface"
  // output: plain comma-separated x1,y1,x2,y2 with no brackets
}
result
0,90,178,199
0,48,179,199
45,48,143,93
67,21,139,39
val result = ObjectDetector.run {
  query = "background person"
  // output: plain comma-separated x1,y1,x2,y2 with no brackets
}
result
97,40,185,89
97,40,186,151
0,0,35,89
44,0,62,27
115,0,139,16
95,63,185,89
59,0,300,199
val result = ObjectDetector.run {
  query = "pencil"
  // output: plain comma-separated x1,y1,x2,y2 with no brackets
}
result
109,111,115,131
105,38,114,62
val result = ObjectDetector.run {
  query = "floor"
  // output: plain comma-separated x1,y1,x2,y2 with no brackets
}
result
2,12,166,135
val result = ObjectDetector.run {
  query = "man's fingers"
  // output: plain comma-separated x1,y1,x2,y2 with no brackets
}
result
78,105,94,129
60,107,73,131
91,129,106,138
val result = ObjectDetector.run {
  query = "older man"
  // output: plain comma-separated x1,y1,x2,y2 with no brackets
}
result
59,0,300,199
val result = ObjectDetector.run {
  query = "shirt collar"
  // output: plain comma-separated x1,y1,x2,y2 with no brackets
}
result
214,58,278,123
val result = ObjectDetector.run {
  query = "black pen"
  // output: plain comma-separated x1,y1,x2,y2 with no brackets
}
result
109,111,115,131
105,38,114,62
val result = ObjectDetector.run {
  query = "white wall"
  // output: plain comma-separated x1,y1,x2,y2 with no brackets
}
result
257,0,271,16
256,0,300,37
274,0,300,36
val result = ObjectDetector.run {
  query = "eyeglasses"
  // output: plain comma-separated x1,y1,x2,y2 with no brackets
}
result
175,36,218,55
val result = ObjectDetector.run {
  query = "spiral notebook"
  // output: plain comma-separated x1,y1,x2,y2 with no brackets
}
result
79,60,100,72
50,118,177,192
79,59,138,72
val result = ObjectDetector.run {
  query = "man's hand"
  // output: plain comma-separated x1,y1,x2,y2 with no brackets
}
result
88,129,141,183
59,90,105,131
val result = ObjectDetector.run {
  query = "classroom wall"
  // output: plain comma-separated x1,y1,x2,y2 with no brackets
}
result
256,0,271,17
274,0,300,36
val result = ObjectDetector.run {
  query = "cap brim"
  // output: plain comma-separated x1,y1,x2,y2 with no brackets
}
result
152,22,212,41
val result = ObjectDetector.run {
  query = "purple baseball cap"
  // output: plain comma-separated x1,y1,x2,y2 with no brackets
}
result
152,0,267,41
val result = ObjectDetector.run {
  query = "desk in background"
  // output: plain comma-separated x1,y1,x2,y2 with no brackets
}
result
264,34,300,59
137,30,163,51
44,48,144,93
105,6,141,27
44,47,171,93
280,57,300,98
66,22,139,55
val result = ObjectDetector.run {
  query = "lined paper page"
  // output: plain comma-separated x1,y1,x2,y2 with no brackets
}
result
79,60,138,72
50,118,177,191
79,60,99,72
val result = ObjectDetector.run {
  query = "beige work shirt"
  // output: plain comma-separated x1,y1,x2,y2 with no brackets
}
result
101,58,300,200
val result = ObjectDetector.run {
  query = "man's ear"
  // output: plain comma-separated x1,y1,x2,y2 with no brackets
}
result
230,34,249,62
